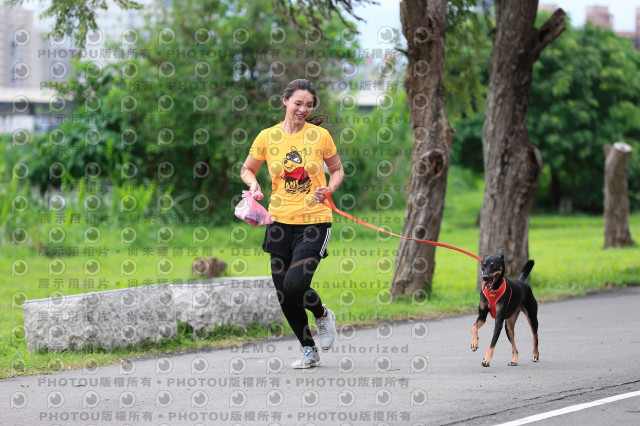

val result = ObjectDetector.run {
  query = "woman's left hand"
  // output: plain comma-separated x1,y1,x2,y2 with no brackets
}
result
314,186,330,204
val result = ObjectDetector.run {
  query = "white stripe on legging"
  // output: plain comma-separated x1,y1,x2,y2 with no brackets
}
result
319,227,331,256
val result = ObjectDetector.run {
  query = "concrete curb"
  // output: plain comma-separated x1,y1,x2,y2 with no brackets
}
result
22,277,283,353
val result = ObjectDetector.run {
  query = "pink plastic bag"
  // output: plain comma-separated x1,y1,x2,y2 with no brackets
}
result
234,190,274,226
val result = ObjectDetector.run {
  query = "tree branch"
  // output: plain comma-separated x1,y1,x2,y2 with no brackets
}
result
273,0,380,39
532,8,567,60
395,47,408,57
2,0,142,48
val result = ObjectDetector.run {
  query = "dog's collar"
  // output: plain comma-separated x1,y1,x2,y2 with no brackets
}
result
482,278,507,319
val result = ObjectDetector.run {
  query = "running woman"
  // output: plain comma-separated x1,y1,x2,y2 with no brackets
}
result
241,79,344,368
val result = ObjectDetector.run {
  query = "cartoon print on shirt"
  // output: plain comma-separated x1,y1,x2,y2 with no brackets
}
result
279,147,312,195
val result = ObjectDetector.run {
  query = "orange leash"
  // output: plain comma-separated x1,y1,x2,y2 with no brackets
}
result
321,190,482,262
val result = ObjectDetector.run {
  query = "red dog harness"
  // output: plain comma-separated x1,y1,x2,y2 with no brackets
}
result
482,278,509,318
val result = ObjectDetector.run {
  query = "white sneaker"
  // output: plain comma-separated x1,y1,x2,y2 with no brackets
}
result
291,346,320,369
314,305,337,350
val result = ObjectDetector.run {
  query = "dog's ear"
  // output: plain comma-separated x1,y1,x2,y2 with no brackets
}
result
498,248,505,259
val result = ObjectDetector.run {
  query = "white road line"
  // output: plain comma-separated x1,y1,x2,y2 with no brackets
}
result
495,390,640,426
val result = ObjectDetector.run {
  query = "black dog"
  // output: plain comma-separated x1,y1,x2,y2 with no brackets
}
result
470,249,539,367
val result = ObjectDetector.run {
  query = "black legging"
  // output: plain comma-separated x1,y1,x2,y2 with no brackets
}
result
270,252,325,348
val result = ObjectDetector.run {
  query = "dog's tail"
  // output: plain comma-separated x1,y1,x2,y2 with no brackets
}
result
518,260,535,281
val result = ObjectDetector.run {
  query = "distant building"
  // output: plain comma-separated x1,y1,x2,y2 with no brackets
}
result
0,1,155,134
1,8,40,90
586,5,613,29
0,6,75,133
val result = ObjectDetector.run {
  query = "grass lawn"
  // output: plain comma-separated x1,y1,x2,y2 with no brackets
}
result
1,180,638,378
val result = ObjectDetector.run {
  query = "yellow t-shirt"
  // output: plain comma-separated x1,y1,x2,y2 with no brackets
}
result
249,122,338,224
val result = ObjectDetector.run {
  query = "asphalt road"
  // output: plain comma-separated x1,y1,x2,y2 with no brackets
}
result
2,286,640,425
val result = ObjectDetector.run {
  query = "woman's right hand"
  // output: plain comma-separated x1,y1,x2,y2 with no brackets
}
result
249,181,262,199
241,155,264,199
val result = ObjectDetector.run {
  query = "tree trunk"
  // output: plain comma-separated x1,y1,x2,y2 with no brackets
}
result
604,142,634,248
478,2,566,289
391,0,455,298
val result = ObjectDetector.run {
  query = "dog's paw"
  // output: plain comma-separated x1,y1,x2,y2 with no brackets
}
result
508,361,518,366
481,360,490,367
532,356,539,362
470,344,478,352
